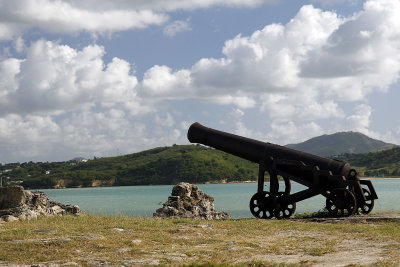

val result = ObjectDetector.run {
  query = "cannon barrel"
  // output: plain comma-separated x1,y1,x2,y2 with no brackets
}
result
187,122,352,178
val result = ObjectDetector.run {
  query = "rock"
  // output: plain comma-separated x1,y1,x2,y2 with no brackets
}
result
0,186,26,209
116,248,132,253
17,214,26,221
84,258,112,266
8,238,72,243
49,205,64,215
0,186,82,223
153,182,231,220
32,229,57,234
25,210,38,220
4,215,18,222
112,228,133,233
131,239,142,245
171,182,192,197
63,262,79,266
123,259,160,266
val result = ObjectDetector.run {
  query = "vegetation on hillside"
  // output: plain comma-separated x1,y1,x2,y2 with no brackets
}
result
2,133,400,189
0,145,258,188
336,146,400,177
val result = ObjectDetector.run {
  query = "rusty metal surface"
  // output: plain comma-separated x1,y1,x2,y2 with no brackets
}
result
187,122,378,219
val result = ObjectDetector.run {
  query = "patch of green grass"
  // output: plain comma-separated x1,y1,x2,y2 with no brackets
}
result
294,209,330,219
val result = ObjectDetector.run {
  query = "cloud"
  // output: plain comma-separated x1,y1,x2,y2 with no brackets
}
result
308,0,361,6
0,1,168,40
140,65,192,98
0,39,190,162
2,0,400,162
0,107,187,163
0,0,276,40
346,104,372,133
213,95,256,109
260,91,346,122
156,113,175,127
0,114,60,160
228,108,264,139
0,39,139,115
143,0,400,119
268,121,324,145
163,19,192,37
14,36,25,53
66,0,276,12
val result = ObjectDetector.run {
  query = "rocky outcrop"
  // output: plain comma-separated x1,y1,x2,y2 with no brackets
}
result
0,186,26,209
154,182,231,220
0,186,81,223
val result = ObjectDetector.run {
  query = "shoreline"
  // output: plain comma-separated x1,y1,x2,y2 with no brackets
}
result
28,176,399,190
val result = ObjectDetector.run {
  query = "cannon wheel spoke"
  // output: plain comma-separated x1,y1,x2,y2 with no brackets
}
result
358,188,374,215
326,195,337,216
274,202,296,219
261,210,273,219
250,191,274,219
326,189,357,217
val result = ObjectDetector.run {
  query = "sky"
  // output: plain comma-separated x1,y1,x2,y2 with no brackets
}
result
1,0,400,163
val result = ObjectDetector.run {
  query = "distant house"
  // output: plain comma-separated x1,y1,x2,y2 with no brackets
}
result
45,170,51,175
72,157,88,163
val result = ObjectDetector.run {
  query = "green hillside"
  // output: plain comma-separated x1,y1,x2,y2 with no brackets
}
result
2,134,399,189
337,146,400,177
286,131,396,157
0,145,258,189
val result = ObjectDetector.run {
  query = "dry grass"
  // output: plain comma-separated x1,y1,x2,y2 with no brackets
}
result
0,215,399,266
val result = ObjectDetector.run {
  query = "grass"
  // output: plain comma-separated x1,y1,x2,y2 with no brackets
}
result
0,215,399,266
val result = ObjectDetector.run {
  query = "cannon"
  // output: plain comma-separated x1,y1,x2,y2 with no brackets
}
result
187,122,378,219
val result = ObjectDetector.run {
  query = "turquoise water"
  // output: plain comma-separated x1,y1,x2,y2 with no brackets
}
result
41,179,400,218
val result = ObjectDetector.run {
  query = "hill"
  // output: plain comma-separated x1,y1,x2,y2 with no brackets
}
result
0,145,258,188
286,131,396,157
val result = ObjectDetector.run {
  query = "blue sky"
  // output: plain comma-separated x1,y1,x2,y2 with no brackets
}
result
0,0,400,163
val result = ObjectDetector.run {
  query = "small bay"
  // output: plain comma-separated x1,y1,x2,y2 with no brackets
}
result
41,178,400,218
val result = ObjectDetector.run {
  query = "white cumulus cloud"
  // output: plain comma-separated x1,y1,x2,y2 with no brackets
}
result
141,0,400,128
0,0,168,40
2,0,400,161
163,19,192,37
0,40,139,115
0,0,276,40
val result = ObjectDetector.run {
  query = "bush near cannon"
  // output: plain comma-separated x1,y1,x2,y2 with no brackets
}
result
187,122,378,219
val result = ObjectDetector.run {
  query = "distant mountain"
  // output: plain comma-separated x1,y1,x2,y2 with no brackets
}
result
285,132,397,157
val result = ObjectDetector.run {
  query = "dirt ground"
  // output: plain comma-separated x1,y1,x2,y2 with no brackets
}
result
0,213,399,267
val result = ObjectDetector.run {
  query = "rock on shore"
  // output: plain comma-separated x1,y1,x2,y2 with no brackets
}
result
0,186,81,223
154,182,231,220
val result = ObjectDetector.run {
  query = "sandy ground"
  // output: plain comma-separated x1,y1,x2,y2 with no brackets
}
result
249,233,390,267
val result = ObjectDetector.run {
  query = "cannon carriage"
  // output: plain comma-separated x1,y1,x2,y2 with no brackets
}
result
187,122,378,219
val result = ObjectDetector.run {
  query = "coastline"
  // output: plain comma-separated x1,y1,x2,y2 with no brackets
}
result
25,176,400,190
37,175,399,190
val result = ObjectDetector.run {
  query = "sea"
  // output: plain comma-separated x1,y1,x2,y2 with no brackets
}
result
40,178,400,219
